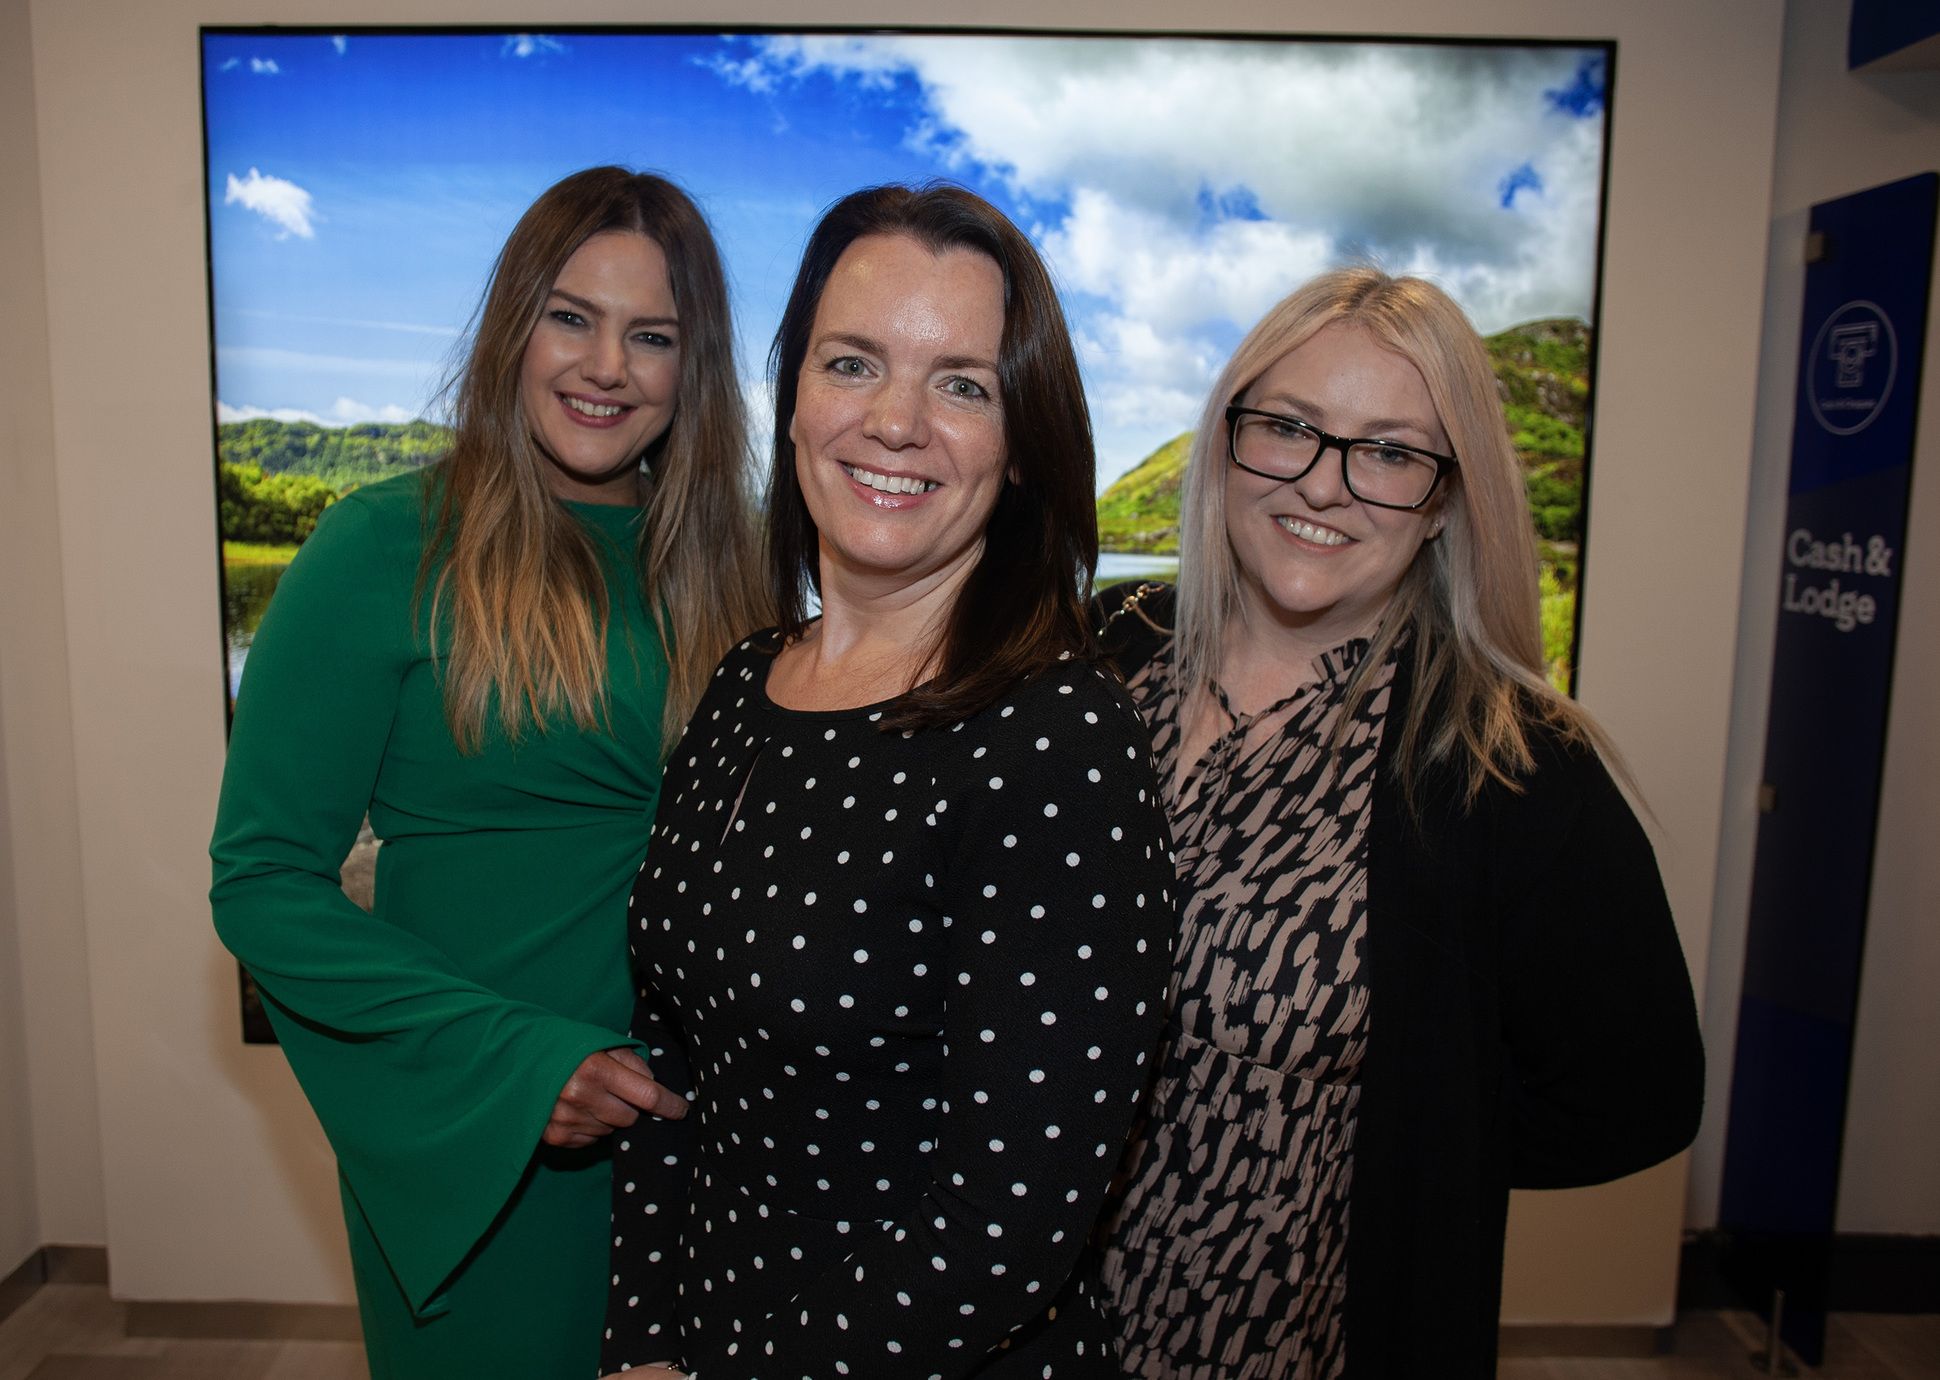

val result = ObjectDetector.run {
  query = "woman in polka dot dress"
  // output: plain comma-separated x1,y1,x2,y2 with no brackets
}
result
598,185,1176,1379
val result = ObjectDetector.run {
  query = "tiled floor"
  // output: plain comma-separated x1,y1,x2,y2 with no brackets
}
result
1499,1311,1939,1380
1,1283,1934,1379
0,1287,363,1380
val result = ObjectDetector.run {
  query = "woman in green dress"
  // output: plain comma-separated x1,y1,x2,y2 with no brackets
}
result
210,167,767,1378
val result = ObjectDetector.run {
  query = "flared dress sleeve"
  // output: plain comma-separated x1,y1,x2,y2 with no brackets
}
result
210,494,639,1318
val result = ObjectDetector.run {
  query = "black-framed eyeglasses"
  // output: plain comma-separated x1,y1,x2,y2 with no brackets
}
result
1225,404,1457,511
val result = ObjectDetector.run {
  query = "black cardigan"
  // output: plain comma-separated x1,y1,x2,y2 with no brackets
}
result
1097,584,1704,1378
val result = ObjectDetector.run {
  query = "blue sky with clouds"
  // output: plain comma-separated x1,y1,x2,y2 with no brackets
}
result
205,29,1608,488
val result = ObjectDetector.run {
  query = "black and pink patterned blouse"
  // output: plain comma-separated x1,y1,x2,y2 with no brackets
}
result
1101,624,1396,1380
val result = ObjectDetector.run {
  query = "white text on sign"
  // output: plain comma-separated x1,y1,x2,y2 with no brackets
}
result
1782,528,1895,633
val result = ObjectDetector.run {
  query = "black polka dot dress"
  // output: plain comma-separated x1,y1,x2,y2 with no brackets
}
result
601,636,1177,1379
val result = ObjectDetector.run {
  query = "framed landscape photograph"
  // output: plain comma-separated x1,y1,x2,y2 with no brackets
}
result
204,25,1613,1039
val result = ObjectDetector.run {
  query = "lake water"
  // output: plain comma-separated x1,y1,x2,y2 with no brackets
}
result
223,560,287,700
1095,551,1177,583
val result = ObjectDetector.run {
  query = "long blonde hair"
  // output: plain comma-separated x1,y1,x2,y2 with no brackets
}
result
426,167,766,753
1175,267,1610,802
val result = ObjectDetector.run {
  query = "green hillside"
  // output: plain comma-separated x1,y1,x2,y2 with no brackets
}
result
219,417,450,492
1094,431,1192,554
1490,319,1589,547
216,418,449,549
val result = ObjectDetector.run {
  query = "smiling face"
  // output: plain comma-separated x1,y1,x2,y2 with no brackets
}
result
518,230,681,504
1226,321,1448,648
788,233,1009,596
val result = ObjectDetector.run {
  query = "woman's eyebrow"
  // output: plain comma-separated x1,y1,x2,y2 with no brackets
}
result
1257,392,1434,438
811,333,995,375
547,287,603,318
1255,391,1320,418
1358,416,1437,437
547,287,677,328
932,353,999,374
814,330,884,355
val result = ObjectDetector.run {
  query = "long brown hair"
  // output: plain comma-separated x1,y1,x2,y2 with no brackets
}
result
1176,267,1615,802
767,183,1097,730
427,166,766,752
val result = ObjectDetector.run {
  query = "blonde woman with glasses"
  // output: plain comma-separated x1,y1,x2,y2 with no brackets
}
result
1095,268,1703,1379
211,167,766,1379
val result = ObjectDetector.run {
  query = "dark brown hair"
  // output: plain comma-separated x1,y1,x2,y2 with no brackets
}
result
428,166,767,752
767,182,1097,730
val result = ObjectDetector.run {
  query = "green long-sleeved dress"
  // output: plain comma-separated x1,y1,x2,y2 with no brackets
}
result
211,470,669,1378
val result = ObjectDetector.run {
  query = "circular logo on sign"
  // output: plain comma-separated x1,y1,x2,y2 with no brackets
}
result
1808,299,1897,436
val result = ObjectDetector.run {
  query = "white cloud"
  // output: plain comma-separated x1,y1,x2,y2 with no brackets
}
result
218,398,420,427
503,34,565,60
219,57,239,72
703,36,1608,484
1073,311,1222,432
698,52,779,94
229,306,461,338
217,345,426,379
219,403,320,425
224,168,316,239
1043,190,1335,337
719,37,1603,332
331,35,347,56
329,397,417,424
740,373,777,480
739,35,906,90
249,57,279,74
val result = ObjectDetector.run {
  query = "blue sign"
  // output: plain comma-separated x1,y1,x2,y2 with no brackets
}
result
1720,171,1937,1365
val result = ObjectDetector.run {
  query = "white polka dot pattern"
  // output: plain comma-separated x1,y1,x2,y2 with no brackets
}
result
600,637,1176,1377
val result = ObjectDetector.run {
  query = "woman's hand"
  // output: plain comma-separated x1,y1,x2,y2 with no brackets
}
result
544,1047,688,1148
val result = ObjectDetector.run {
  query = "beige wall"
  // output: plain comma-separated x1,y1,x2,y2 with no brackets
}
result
0,0,39,1277
16,0,1784,1321
1695,0,1940,1237
1,0,103,1276
0,746,37,1282
0,825,37,1282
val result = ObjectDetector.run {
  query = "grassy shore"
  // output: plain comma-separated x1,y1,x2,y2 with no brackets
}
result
223,540,299,565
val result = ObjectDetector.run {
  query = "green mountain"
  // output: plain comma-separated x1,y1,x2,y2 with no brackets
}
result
215,418,450,547
1094,318,1592,555
218,417,450,493
1490,319,1588,547
1094,431,1192,554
